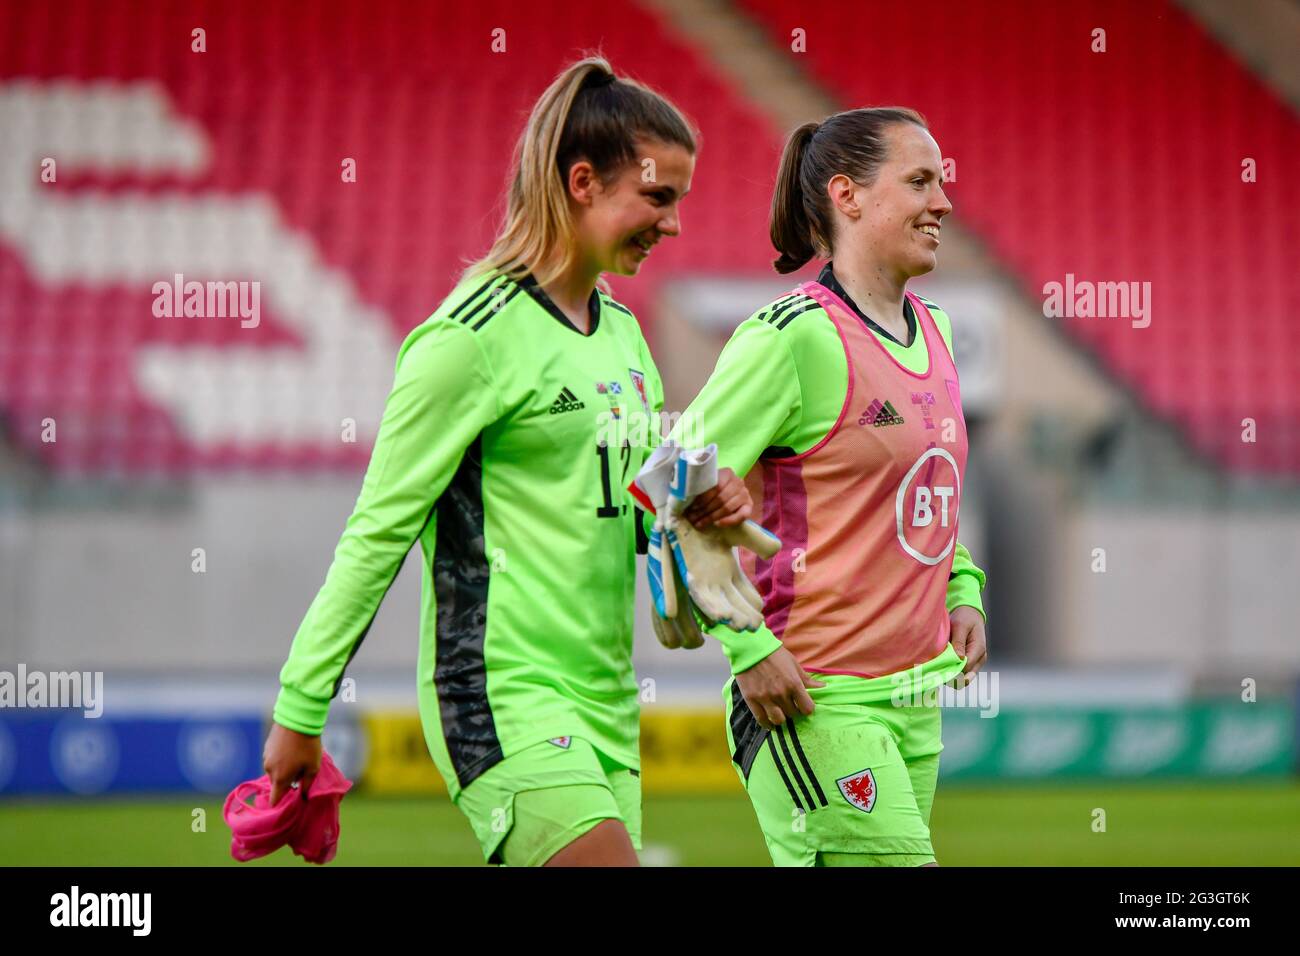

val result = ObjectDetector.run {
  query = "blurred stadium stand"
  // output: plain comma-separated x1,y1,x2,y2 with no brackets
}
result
738,0,1299,473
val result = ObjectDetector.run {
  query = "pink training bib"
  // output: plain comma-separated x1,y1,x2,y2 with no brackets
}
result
741,282,969,678
224,750,353,864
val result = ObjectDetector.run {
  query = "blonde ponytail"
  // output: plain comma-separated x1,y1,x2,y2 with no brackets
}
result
465,55,696,288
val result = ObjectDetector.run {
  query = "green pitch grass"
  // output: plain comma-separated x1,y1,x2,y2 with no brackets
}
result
2,782,1297,866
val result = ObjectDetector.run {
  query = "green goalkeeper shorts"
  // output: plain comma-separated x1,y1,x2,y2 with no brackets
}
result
453,735,642,866
725,679,944,866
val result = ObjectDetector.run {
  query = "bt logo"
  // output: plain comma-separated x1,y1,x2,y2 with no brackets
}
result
910,484,956,528
895,447,961,565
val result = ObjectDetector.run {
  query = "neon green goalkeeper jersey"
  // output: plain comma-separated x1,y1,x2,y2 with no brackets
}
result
274,270,662,797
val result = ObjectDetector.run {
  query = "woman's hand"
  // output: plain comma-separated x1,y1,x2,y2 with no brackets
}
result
683,467,752,528
948,606,987,689
263,721,323,807
735,646,826,729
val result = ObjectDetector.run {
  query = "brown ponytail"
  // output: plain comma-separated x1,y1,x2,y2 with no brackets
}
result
769,107,928,275
770,122,821,275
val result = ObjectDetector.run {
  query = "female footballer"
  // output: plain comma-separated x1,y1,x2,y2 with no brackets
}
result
670,108,989,866
260,57,751,866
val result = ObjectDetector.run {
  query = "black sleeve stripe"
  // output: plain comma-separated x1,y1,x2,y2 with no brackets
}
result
757,293,803,324
459,279,515,328
768,294,815,328
449,275,509,321
775,299,820,330
756,293,800,323
470,283,521,330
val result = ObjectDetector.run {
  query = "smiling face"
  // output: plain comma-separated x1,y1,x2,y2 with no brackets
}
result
567,138,695,276
833,123,952,278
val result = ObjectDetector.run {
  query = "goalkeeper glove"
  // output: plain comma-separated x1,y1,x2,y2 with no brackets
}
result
638,443,707,649
646,510,705,649
633,443,780,636
663,445,779,632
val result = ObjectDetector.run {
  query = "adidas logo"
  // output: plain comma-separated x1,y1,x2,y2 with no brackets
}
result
549,387,586,415
859,398,905,427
